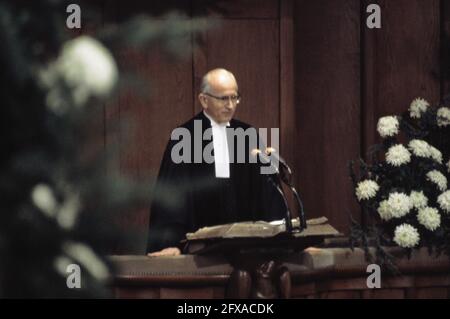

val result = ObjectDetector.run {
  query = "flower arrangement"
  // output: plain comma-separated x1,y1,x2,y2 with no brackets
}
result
350,97,450,269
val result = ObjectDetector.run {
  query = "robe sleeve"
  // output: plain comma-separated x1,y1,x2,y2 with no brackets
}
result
146,138,191,253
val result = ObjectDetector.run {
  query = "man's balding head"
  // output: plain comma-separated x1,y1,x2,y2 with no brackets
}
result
200,68,238,94
198,68,240,124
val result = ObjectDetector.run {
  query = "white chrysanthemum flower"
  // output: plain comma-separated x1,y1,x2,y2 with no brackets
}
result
409,97,429,119
437,191,450,213
426,170,448,192
408,140,442,163
377,200,393,221
417,207,441,231
386,192,412,218
429,146,443,164
393,224,420,248
31,184,57,217
355,180,379,201
437,107,450,127
386,144,411,167
410,190,428,210
408,139,431,158
377,116,399,138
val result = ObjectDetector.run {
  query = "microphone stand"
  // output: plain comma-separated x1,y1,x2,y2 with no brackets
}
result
265,149,307,232
266,169,294,233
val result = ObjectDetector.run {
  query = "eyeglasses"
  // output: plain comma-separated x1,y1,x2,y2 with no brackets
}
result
203,92,241,104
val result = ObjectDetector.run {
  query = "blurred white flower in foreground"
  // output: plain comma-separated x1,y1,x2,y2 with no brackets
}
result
31,184,57,217
57,192,81,230
30,183,81,230
40,35,118,112
58,36,118,106
62,241,109,281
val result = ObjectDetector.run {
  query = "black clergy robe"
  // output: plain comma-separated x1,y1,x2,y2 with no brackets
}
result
146,111,286,253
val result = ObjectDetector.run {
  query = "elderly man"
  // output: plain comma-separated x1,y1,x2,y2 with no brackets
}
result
147,68,284,256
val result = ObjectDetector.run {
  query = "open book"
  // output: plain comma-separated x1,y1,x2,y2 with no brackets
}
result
186,216,340,240
183,217,341,254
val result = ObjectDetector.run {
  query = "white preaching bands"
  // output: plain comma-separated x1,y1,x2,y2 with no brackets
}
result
203,111,230,178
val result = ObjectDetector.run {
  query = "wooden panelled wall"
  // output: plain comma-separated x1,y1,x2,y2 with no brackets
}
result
97,0,446,254
294,0,441,237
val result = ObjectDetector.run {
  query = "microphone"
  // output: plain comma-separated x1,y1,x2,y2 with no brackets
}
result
265,147,292,176
251,148,280,174
250,148,266,160
261,147,294,186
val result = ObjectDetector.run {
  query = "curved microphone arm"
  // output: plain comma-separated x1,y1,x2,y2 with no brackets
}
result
266,148,307,232
267,174,293,233
290,185,307,231
252,149,293,232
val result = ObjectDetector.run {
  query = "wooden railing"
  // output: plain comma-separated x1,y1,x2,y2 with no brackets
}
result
110,246,450,299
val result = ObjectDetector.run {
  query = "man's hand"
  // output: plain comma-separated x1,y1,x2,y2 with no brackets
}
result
147,247,181,257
